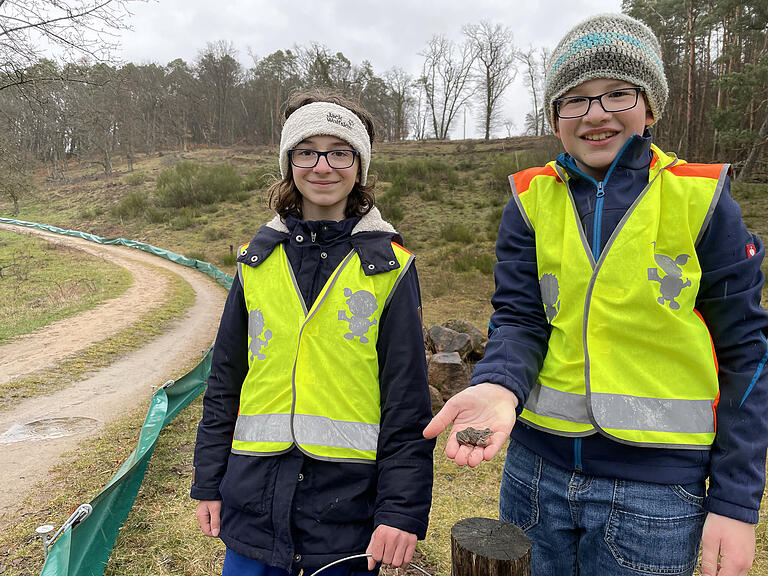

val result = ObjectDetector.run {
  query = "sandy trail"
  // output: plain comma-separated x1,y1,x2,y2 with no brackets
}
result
0,223,227,525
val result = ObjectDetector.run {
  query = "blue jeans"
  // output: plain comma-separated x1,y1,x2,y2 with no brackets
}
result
499,439,706,576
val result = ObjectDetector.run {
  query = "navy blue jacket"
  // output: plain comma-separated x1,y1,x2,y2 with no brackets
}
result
191,209,434,571
472,132,768,524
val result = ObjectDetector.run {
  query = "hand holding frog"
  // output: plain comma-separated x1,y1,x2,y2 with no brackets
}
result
423,383,518,467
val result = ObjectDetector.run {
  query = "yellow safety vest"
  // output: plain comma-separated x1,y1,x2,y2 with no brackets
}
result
510,145,728,449
231,242,414,463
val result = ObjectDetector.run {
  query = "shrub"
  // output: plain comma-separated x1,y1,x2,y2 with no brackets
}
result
372,158,459,196
452,249,495,275
377,195,404,227
242,164,279,191
170,207,199,230
146,206,167,224
487,206,505,241
218,252,238,267
155,162,243,208
203,227,226,241
186,250,207,261
197,164,242,202
419,187,444,202
124,171,147,186
440,221,476,243
111,191,149,220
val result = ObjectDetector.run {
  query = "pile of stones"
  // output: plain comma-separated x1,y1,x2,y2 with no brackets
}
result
424,319,487,414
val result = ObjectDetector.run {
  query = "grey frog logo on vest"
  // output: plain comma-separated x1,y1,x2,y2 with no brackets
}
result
647,244,691,310
540,273,560,323
248,309,272,360
338,288,378,343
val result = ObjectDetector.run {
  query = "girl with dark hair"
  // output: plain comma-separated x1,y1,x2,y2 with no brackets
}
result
192,90,434,576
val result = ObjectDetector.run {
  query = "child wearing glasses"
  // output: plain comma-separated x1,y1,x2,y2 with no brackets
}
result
424,13,768,576
192,91,434,576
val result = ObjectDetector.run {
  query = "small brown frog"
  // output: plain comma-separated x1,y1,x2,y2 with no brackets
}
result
455,427,493,447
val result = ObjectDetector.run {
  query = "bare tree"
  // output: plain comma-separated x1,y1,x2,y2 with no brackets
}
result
418,35,475,139
463,21,518,140
383,67,413,141
0,130,32,214
196,41,242,147
0,0,138,91
518,46,550,136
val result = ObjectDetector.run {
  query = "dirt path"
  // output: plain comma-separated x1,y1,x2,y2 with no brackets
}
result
0,223,228,525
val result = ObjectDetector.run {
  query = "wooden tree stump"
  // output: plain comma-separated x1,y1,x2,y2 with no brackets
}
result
451,517,531,576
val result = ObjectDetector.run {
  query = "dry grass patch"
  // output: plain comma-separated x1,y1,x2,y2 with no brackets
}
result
0,231,132,345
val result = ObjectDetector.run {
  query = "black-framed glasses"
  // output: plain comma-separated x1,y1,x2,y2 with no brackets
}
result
288,148,358,169
554,87,645,119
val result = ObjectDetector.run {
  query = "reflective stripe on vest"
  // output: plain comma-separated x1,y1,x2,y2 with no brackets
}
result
510,145,725,449
232,242,414,463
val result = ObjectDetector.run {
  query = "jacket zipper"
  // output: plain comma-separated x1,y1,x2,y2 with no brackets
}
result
593,181,605,260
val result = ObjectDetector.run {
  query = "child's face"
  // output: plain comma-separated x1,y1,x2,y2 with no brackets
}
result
291,135,359,221
554,78,653,180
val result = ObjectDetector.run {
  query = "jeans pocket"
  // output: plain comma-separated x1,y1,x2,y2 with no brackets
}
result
499,440,541,531
605,480,706,574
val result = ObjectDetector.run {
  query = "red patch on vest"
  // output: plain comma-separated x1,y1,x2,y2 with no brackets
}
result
746,244,757,258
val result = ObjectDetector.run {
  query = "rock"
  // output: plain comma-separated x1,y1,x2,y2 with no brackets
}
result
427,325,472,360
428,352,470,400
428,385,445,414
442,319,487,360
423,324,435,353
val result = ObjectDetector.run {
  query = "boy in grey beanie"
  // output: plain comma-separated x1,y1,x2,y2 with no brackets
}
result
426,12,767,576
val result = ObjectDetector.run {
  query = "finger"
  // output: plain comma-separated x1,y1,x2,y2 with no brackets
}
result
482,434,507,461
390,538,407,567
366,532,384,570
467,446,486,468
423,403,459,439
381,540,395,566
209,506,220,537
454,444,475,466
445,434,461,459
699,535,719,576
403,540,416,566
196,507,210,536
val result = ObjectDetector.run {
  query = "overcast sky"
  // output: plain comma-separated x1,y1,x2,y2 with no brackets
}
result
117,0,623,138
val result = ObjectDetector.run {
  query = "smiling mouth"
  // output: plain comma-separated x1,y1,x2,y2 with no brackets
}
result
582,131,618,141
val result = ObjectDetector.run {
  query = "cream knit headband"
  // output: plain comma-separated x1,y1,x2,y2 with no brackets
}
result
279,101,372,186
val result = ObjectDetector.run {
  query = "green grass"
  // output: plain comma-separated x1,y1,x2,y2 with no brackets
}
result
0,231,132,344
0,266,195,411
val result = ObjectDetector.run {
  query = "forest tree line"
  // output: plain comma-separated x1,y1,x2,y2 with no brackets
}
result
0,0,766,209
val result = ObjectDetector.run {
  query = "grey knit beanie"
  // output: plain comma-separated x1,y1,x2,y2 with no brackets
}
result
544,13,668,130
279,101,372,185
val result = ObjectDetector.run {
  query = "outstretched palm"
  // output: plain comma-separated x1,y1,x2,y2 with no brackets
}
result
423,383,519,467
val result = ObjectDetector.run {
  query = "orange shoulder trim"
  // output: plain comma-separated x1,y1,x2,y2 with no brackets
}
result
666,163,724,179
392,241,413,256
513,165,559,195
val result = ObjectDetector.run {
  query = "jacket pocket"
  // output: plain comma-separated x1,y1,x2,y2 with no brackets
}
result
219,455,278,515
309,463,377,525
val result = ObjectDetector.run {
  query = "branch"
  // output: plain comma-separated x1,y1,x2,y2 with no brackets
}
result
1,0,118,37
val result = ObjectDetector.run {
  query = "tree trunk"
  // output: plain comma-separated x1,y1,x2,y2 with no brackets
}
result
451,517,531,576
737,113,768,182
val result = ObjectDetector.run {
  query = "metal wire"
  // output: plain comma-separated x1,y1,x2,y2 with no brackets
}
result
307,553,433,576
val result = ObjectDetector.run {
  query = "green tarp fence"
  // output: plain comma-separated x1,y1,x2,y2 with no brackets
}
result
0,217,233,576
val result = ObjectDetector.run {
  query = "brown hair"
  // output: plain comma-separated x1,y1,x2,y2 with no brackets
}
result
268,90,377,219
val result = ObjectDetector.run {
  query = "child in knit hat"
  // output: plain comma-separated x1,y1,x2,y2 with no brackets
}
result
425,13,768,576
192,90,434,576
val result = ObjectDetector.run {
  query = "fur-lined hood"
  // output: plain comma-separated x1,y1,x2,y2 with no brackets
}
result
237,207,405,276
